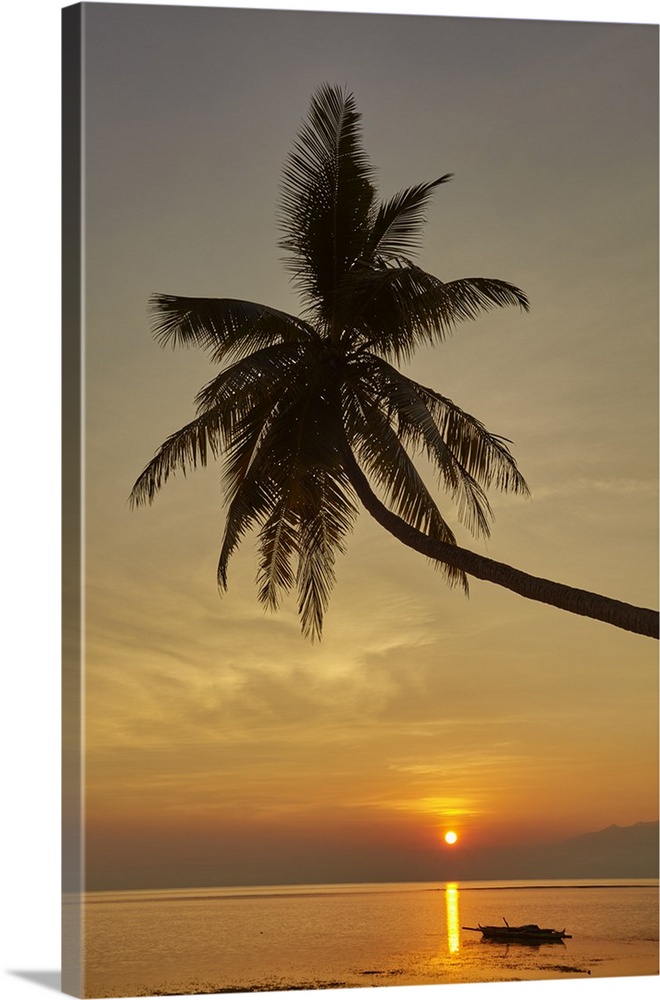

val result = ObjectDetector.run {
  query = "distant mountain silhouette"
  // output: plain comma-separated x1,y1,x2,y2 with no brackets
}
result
441,821,659,880
537,821,659,878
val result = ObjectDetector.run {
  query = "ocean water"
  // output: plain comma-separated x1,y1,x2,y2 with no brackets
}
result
75,880,659,998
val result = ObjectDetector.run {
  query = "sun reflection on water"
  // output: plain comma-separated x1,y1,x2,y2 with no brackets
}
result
445,883,461,954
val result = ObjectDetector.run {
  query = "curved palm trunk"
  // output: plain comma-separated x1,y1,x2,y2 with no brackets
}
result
342,446,659,639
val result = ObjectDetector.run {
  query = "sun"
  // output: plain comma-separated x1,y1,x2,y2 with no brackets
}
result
444,831,458,845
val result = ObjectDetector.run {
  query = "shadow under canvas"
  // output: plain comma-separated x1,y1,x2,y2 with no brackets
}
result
10,972,62,993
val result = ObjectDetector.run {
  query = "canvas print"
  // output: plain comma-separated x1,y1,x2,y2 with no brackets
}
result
62,2,659,997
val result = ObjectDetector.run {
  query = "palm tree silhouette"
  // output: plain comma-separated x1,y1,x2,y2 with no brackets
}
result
130,85,658,641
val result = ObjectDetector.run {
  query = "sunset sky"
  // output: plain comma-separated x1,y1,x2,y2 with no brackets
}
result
75,2,658,890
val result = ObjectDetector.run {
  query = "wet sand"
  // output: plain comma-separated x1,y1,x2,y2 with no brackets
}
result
84,939,658,996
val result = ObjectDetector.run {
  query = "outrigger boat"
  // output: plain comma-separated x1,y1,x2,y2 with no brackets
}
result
462,918,571,943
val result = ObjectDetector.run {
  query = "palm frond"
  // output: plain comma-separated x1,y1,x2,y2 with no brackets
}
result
217,473,275,590
367,175,453,260
217,382,321,590
129,408,225,508
339,265,441,361
217,383,344,608
438,277,530,320
256,501,300,612
150,294,316,363
130,342,316,509
342,267,528,362
413,381,531,497
350,353,495,536
193,342,312,413
219,383,350,629
296,468,357,641
347,388,468,591
279,84,377,319
215,380,320,591
220,397,281,505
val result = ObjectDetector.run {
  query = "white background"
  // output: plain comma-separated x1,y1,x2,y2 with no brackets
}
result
1,2,657,1000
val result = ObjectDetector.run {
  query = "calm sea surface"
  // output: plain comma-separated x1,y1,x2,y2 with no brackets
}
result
76,880,659,998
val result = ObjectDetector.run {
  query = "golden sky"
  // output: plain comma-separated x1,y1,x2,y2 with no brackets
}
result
76,4,657,889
